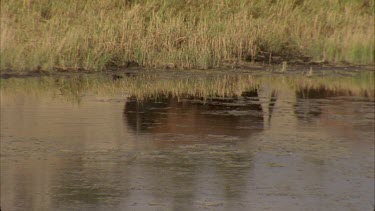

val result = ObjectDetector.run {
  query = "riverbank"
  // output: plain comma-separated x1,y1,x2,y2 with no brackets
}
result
1,0,374,72
1,63,374,80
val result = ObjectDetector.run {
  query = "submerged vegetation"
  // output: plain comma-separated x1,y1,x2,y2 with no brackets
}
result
1,0,374,71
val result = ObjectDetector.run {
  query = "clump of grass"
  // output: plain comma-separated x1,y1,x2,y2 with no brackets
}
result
1,0,374,71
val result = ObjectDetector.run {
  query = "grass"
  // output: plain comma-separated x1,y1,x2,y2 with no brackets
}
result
1,0,374,71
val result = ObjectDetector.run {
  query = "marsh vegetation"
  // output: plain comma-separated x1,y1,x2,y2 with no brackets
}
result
1,0,374,71
1,1,374,209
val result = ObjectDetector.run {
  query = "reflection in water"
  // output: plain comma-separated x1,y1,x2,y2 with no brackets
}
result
124,90,263,138
121,91,266,210
122,91,264,210
294,89,323,123
1,73,374,211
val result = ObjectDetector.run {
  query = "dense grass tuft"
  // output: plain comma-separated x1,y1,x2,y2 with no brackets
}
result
1,0,374,71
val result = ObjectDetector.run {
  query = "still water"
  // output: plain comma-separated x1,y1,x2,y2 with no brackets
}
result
1,72,374,210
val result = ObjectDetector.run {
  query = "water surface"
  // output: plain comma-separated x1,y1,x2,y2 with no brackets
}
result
1,71,374,210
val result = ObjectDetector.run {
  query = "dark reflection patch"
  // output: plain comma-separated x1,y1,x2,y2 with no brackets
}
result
124,90,264,138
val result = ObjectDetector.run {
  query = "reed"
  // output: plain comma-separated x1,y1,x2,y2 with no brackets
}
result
1,0,374,71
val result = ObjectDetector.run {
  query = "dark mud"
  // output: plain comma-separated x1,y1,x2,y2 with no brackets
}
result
1,63,373,80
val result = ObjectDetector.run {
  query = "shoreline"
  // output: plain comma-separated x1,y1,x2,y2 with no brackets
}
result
1,63,374,80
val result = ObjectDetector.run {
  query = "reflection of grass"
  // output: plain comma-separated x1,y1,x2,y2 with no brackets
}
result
0,71,373,103
126,73,260,99
263,71,375,98
266,162,284,167
1,0,374,71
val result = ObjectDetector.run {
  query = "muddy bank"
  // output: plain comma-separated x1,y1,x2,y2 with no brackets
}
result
1,63,374,80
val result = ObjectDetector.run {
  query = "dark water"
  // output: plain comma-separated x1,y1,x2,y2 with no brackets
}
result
1,75,374,211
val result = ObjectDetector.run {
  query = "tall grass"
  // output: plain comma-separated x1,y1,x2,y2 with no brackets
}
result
1,0,374,71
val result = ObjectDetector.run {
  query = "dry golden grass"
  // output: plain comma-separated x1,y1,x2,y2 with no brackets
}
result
1,0,374,71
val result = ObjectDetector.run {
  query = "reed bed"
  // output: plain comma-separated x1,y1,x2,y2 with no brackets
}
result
1,0,374,71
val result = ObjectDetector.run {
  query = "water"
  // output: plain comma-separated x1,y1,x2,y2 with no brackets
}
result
1,72,374,210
